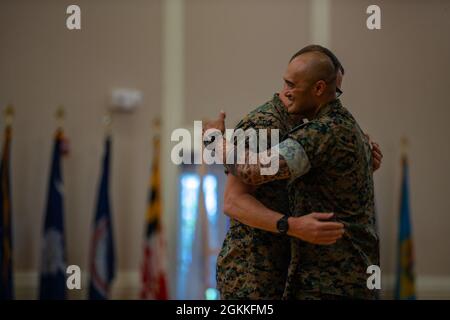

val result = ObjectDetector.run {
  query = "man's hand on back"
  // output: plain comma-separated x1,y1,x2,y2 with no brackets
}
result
203,111,226,134
365,134,383,172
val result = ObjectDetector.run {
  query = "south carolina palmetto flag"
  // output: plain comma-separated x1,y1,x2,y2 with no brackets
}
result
140,136,168,299
39,129,67,300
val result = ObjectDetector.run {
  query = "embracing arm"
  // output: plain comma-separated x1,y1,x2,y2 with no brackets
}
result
224,174,282,232
365,134,383,172
224,174,345,244
203,111,293,186
209,135,298,186
203,116,311,186
225,149,292,185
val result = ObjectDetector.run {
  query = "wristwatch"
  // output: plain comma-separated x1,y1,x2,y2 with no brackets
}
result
276,215,289,235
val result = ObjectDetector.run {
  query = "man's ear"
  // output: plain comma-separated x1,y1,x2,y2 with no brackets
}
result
314,80,327,97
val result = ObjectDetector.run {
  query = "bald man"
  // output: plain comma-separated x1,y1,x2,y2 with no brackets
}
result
205,48,380,299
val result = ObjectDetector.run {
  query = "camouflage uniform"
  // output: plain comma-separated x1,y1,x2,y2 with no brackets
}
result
278,99,380,299
217,94,293,299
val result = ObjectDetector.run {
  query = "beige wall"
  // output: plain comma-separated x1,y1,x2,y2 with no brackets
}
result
1,0,449,299
186,0,310,127
0,0,162,298
330,0,450,278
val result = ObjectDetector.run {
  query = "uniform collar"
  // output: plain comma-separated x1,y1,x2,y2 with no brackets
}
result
285,99,342,136
273,93,287,113
313,98,342,120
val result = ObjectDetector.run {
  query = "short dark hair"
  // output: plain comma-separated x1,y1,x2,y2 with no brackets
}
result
290,45,345,75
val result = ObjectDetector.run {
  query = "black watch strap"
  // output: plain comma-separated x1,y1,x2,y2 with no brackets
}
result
276,215,289,235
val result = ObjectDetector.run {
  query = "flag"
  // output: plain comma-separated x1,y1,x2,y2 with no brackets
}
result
89,136,116,299
394,156,416,300
39,129,67,300
140,136,168,299
373,201,380,300
0,125,13,299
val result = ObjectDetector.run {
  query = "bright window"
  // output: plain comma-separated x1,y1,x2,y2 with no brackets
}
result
177,165,227,299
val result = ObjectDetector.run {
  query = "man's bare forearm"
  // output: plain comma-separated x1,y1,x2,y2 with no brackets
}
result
225,190,283,233
224,174,285,233
224,175,345,244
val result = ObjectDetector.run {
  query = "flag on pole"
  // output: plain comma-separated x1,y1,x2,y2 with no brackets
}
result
0,125,13,299
89,136,116,299
39,129,67,300
140,136,168,299
197,162,211,299
394,156,416,300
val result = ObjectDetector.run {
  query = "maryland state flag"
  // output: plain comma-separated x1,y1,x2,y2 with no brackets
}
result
39,129,67,300
395,156,416,300
140,136,168,299
89,136,116,299
0,125,13,299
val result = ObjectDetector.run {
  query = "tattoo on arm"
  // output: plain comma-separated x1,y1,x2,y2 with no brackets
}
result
208,133,293,185
224,145,291,185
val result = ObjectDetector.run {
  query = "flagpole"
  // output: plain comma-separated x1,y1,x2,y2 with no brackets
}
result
152,117,165,256
152,117,161,233
152,118,169,299
55,106,70,157
40,105,67,300
4,104,14,128
140,118,169,300
197,130,211,299
153,118,161,146
103,111,113,138
3,104,13,158
400,136,408,165
395,135,416,300
0,104,14,299
88,113,116,300
398,135,409,296
55,105,65,131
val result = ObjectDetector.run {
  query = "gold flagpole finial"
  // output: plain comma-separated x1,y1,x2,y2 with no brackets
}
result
153,117,161,129
400,136,408,147
103,111,113,136
152,117,161,141
55,105,65,129
4,104,14,126
400,136,409,164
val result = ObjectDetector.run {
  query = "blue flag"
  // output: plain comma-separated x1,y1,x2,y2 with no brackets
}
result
89,136,116,299
0,126,13,299
39,129,67,300
394,157,416,300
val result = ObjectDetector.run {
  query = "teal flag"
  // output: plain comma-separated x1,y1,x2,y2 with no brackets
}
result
394,157,416,300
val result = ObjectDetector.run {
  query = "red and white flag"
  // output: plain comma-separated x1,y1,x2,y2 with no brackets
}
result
140,137,168,300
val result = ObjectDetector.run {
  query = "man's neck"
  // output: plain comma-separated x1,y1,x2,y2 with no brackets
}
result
289,113,305,125
311,96,336,119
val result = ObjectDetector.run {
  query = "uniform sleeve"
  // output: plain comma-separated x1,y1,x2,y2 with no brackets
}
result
223,104,278,175
278,121,335,182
